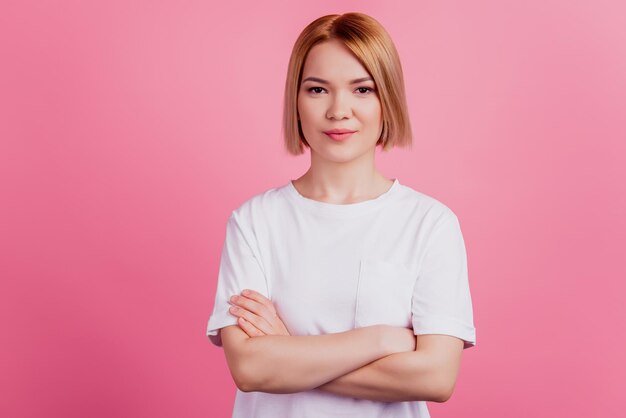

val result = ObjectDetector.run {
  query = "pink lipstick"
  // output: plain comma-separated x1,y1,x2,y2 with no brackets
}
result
323,129,357,141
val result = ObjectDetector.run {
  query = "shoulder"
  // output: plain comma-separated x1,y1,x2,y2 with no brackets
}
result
228,181,291,229
394,182,460,227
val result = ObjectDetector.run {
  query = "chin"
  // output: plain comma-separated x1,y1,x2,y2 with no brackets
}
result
310,145,372,164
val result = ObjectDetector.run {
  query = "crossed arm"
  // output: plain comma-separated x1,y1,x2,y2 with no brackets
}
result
220,290,464,403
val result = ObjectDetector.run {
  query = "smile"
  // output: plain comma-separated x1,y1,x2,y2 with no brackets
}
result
324,132,356,141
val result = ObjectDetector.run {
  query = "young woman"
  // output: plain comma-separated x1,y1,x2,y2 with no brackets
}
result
206,12,476,418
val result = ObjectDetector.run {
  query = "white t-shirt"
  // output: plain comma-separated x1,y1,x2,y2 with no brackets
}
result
206,178,476,418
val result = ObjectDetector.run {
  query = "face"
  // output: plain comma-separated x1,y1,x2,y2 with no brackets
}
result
297,39,383,163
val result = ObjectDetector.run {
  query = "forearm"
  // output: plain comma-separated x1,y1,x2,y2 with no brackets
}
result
238,325,390,393
316,349,444,402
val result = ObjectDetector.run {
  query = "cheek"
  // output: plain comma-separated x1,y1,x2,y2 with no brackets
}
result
297,100,321,125
297,96,310,118
362,103,382,125
296,103,315,137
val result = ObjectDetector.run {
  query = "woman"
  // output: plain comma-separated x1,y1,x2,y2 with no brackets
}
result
206,12,476,418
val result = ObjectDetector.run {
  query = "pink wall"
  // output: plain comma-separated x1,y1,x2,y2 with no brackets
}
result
1,1,624,417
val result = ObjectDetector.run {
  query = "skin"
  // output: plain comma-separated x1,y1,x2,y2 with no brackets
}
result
219,39,464,402
225,290,463,402
293,38,394,203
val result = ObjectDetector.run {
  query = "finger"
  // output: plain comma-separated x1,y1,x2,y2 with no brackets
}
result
237,291,289,336
231,295,276,320
237,317,264,337
241,290,277,315
229,305,275,335
233,299,290,337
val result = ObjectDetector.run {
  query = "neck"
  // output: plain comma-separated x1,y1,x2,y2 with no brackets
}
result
293,149,392,204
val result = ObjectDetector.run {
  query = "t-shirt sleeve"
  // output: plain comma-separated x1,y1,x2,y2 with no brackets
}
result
411,211,477,349
206,212,269,347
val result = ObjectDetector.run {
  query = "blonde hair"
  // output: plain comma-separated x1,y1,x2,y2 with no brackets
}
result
282,12,413,155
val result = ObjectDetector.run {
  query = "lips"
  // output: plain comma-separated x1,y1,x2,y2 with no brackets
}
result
323,129,356,134
323,128,357,141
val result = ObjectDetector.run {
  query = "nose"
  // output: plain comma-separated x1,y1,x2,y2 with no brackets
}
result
326,91,352,120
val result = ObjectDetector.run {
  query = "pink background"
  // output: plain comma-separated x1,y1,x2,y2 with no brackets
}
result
1,1,624,417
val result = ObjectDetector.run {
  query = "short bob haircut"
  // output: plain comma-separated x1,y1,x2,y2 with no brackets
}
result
283,12,413,155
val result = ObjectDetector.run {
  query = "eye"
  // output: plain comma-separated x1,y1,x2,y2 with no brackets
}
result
307,86,326,94
356,87,375,95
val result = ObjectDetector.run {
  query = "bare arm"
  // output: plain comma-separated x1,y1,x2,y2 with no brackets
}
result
224,290,464,402
316,334,464,402
221,323,415,394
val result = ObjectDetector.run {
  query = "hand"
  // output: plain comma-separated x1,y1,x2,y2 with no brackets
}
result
379,325,417,355
228,289,291,337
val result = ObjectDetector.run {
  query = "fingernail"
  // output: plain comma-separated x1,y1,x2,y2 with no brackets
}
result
242,289,250,296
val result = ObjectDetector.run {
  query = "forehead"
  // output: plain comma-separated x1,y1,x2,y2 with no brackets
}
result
302,39,371,81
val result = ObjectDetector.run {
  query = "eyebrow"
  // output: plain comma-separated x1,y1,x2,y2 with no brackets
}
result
301,76,374,84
